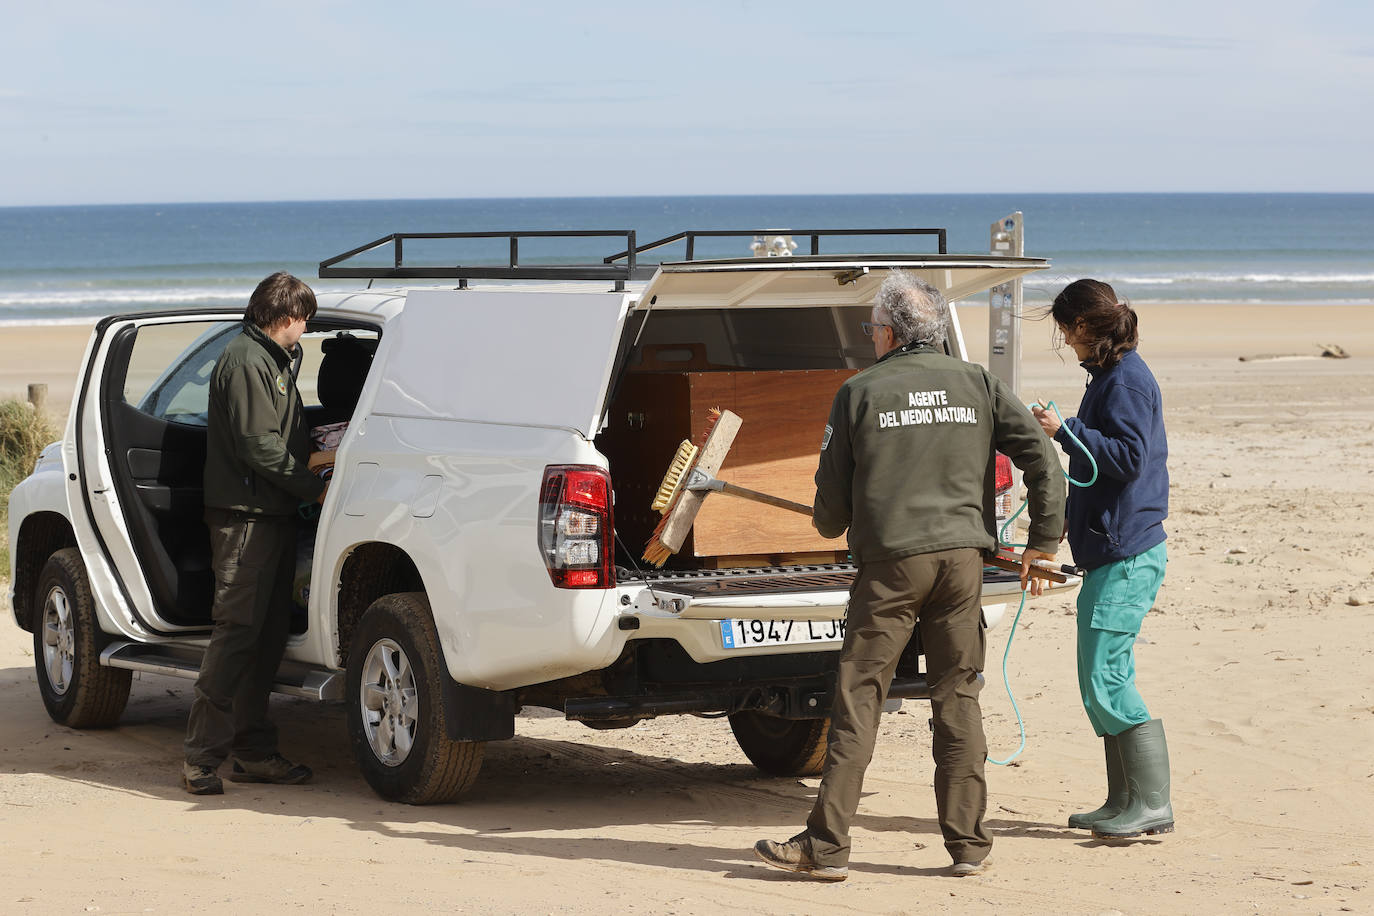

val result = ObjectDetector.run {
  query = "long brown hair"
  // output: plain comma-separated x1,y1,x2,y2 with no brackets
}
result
1052,278,1138,369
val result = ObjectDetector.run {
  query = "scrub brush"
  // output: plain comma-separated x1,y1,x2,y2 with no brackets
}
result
650,440,699,514
643,408,731,567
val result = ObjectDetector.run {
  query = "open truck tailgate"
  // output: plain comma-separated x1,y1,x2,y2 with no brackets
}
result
620,563,1079,621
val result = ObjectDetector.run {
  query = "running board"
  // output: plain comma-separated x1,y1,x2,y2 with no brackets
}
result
99,641,345,701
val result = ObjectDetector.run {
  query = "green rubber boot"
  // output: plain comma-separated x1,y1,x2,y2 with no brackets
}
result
1092,719,1174,838
1068,734,1127,829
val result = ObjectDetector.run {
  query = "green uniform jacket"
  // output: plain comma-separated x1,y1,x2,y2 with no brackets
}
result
814,343,1065,564
203,321,325,515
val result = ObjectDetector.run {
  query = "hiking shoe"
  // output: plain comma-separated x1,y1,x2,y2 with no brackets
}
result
753,832,848,882
227,754,312,785
949,859,991,877
182,763,223,796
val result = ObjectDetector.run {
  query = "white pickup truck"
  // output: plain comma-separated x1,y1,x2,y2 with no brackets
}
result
7,228,1069,804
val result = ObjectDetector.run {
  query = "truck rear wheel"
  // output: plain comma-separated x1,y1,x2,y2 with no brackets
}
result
729,710,829,776
33,548,131,728
345,592,484,804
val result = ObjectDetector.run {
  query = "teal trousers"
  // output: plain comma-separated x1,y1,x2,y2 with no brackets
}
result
1076,542,1167,737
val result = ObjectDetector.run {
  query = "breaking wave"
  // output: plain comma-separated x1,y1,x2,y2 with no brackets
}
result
0,287,243,308
1107,272,1374,285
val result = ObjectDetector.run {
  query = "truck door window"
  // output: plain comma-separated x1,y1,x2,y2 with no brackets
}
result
124,321,239,427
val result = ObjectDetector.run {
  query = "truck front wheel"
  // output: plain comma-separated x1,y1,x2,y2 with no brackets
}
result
345,593,484,804
33,548,131,728
728,710,829,776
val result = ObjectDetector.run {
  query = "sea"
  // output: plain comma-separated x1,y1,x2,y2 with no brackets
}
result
0,193,1370,325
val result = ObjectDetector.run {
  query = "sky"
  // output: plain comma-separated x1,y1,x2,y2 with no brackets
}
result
2,0,1371,206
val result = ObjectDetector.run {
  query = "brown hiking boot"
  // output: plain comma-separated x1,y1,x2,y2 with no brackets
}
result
227,754,312,785
950,858,992,877
753,831,848,882
182,762,223,796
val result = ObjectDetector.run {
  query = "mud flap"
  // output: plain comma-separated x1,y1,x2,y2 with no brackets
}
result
441,679,516,741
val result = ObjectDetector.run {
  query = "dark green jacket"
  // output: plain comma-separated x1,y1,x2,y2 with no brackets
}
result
814,343,1065,564
203,321,325,515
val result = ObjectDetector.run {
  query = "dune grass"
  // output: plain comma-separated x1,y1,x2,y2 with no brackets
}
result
0,398,61,576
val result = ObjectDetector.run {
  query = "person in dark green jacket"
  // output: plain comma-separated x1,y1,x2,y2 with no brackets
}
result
755,270,1066,881
183,272,327,795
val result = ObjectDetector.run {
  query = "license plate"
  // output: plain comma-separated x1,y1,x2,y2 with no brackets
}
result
719,618,846,650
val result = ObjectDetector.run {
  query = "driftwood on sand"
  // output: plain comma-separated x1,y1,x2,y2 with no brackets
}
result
1238,343,1349,362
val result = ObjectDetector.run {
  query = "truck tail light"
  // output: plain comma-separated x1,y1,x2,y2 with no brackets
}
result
538,465,615,589
994,452,1014,519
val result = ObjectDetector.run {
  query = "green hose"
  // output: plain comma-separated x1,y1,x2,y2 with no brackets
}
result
998,400,1097,548
986,587,1029,766
988,400,1096,766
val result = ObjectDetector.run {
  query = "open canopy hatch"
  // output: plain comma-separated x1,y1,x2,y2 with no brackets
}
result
636,254,1047,310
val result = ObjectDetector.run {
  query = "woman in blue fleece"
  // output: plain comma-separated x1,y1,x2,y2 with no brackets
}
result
1033,278,1174,840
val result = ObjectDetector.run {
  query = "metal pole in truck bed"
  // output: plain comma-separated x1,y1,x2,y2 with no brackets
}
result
987,211,1025,399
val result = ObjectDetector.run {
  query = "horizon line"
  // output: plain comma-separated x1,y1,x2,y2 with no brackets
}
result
4,190,1374,211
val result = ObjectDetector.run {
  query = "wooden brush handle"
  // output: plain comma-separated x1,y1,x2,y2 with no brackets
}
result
982,552,1069,584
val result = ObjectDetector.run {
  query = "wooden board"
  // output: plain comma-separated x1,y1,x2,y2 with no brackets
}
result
685,370,855,557
600,368,857,564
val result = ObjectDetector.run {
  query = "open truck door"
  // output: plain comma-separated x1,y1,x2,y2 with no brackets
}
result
68,313,244,636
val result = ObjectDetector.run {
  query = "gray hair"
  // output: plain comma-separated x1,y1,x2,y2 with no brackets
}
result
873,269,948,350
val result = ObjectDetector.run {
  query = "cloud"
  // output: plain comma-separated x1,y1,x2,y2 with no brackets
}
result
4,92,167,124
1051,30,1235,52
417,81,663,105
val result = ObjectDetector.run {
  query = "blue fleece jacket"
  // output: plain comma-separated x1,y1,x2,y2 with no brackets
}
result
1054,349,1169,571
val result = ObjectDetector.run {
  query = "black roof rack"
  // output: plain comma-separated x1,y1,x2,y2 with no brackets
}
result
317,230,650,287
604,227,946,264
317,227,949,287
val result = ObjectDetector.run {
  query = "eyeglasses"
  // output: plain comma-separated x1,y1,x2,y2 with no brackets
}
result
861,321,890,337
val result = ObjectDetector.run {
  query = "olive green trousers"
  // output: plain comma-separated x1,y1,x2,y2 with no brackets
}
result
806,548,991,867
184,508,297,768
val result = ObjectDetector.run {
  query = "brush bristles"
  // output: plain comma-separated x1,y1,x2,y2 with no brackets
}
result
642,535,671,567
650,440,697,514
643,502,677,566
701,407,721,438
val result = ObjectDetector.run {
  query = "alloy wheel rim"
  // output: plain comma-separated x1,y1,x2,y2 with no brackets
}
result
41,586,75,695
360,638,418,767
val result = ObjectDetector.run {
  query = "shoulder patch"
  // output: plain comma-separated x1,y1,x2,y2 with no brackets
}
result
820,424,833,451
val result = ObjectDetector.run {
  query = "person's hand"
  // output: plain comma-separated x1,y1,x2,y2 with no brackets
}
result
1020,547,1057,597
1031,401,1061,438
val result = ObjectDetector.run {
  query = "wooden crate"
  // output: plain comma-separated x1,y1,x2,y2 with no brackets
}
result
601,368,856,563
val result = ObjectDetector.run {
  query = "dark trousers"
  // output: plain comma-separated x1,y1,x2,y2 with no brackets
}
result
806,548,992,867
184,508,297,767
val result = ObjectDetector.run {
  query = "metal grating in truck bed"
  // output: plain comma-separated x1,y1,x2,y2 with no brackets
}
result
618,561,1025,597
620,564,857,597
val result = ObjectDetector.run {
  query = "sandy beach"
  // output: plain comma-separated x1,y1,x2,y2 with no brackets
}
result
2,304,1372,914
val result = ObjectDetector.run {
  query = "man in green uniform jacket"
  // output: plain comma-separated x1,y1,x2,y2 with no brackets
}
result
755,270,1066,880
182,272,327,795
